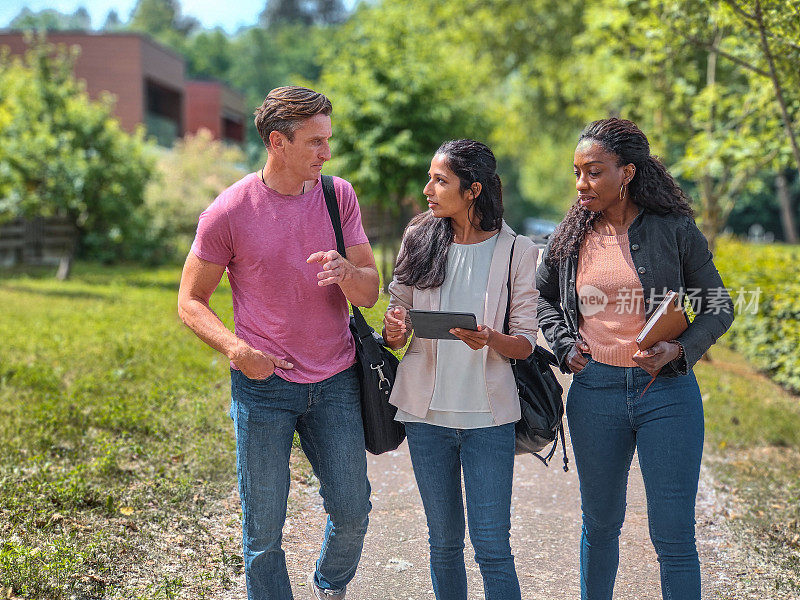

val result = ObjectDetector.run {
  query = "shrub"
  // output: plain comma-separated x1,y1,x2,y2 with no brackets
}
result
144,129,247,260
715,238,800,392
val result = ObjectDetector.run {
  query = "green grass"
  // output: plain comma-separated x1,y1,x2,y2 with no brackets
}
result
697,239,800,591
698,346,800,450
0,262,391,598
695,345,800,592
2,257,798,595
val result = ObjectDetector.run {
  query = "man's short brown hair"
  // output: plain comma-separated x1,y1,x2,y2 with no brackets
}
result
254,86,333,149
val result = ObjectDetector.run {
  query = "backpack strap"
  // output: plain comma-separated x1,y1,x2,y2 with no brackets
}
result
320,175,377,350
321,175,346,257
504,234,570,472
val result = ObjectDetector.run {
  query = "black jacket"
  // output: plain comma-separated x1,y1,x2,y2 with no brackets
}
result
536,208,734,377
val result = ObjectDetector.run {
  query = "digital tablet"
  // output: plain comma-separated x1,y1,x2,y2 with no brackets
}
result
408,310,478,340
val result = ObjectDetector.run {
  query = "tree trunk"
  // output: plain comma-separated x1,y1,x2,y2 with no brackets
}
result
55,216,77,280
701,177,721,253
754,0,800,189
700,35,722,254
56,251,73,281
776,171,798,243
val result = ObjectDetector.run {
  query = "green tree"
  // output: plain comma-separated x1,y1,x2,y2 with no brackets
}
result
102,10,123,31
319,2,488,213
128,0,199,47
518,0,798,247
259,0,315,26
8,7,93,31
228,24,325,160
589,0,800,242
259,0,348,27
317,1,491,285
183,28,234,79
448,0,589,216
0,37,156,274
698,0,800,242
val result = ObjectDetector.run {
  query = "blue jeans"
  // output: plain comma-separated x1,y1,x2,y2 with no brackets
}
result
567,359,704,600
405,421,521,600
230,365,371,600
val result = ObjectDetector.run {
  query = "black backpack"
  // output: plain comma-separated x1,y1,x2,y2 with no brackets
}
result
505,236,569,471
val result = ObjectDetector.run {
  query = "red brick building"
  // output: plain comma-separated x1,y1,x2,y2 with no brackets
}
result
0,32,246,146
185,80,246,143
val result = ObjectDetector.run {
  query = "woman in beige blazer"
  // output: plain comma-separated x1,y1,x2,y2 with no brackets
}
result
382,139,539,600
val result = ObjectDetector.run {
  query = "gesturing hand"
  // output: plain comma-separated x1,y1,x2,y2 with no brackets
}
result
450,325,494,350
307,250,353,287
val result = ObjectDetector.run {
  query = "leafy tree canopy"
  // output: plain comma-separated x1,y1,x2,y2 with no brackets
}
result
8,7,93,32
0,36,156,262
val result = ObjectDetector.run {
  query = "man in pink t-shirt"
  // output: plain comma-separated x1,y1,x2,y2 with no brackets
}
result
178,86,378,600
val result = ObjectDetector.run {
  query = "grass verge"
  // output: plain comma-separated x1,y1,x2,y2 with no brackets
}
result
0,263,377,598
695,345,800,595
2,260,798,596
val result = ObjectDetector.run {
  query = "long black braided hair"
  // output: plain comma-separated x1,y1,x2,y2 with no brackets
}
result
546,118,693,266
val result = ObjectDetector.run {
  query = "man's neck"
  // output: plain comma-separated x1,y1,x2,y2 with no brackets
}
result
260,160,306,196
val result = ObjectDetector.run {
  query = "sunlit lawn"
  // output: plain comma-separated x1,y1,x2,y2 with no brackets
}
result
0,262,389,598
0,262,797,596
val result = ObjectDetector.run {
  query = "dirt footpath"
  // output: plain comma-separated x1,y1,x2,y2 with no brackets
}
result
201,259,784,600
210,366,778,600
300,439,744,600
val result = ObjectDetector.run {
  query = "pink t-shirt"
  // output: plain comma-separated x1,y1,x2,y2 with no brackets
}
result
191,173,369,383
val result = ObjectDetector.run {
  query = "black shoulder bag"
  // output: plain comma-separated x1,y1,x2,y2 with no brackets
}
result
505,236,569,471
321,175,405,455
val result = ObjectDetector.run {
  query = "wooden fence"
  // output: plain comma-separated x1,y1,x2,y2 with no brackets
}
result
0,217,77,267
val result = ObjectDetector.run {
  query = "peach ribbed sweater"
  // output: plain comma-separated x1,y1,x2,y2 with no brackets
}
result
576,230,646,367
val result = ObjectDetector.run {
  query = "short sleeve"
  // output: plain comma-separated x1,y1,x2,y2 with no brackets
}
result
334,177,370,248
190,197,234,267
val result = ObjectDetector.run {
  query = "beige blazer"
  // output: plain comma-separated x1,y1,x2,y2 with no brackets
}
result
387,222,540,425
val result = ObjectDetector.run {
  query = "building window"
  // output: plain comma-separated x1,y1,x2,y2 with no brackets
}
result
145,79,182,146
222,113,245,144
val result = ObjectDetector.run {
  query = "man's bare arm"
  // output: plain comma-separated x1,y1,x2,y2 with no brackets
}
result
307,241,380,308
177,252,292,378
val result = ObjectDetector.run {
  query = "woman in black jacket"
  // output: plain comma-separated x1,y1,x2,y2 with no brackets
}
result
536,118,734,600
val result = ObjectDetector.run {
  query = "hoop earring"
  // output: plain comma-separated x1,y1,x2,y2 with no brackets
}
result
619,182,628,202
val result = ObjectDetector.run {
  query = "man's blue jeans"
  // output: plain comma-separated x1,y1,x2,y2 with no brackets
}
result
567,359,704,600
405,421,521,600
230,365,371,600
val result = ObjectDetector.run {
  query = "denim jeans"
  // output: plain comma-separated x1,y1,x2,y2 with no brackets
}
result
229,365,371,600
567,359,704,600
404,421,521,600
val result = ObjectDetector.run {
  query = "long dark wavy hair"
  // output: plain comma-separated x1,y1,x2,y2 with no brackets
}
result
546,118,693,266
393,139,503,289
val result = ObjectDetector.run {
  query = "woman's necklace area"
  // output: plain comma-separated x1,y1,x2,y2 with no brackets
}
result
595,210,635,236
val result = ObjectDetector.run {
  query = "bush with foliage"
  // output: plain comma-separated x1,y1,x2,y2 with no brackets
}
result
144,129,247,260
0,36,156,264
715,238,800,392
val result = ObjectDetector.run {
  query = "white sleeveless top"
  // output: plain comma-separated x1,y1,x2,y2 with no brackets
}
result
395,233,498,428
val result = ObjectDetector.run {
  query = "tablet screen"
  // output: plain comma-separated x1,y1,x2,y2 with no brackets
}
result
409,310,478,340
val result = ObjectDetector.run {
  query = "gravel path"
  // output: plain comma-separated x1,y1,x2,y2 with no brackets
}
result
212,366,774,600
